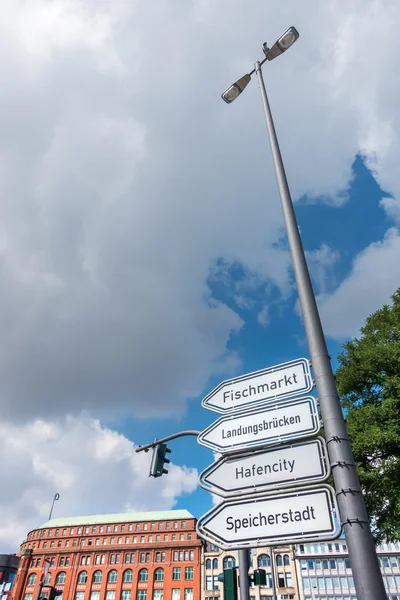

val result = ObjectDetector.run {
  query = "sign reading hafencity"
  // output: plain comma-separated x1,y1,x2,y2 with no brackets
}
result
202,358,313,414
199,437,329,497
197,397,320,454
196,485,340,550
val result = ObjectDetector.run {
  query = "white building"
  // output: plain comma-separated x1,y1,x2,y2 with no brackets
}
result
294,540,400,600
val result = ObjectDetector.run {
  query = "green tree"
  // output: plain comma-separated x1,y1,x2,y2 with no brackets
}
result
336,289,400,542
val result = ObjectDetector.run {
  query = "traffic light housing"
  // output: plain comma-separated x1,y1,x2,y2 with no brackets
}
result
217,568,238,600
150,443,171,477
48,588,62,600
253,569,267,585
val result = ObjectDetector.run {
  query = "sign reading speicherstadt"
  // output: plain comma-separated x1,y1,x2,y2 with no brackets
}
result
197,396,320,454
199,437,329,497
202,357,313,414
196,485,340,550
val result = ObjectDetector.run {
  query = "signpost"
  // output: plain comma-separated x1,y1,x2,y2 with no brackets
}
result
196,485,340,550
198,396,319,453
202,358,313,414
199,437,329,497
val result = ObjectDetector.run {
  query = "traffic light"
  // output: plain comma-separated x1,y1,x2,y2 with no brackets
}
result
48,588,62,600
150,443,171,477
252,569,267,585
217,568,238,600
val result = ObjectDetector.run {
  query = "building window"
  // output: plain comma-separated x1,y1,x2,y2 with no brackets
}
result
92,571,102,584
164,535,168,542
27,574,37,586
50,559,55,567
122,592,131,600
65,541,70,548
258,555,271,567
154,569,164,582
172,568,181,581
75,593,85,600
181,522,186,529
223,557,236,569
283,555,290,567
50,542,55,548
96,539,100,546
56,573,67,585
111,555,116,564
278,575,285,588
153,591,163,600
166,523,171,529
172,535,176,542
161,553,166,562
106,526,111,532
106,592,115,600
143,524,148,531
78,528,82,534
44,574,51,586
212,559,218,570
158,523,163,530
136,524,140,531
43,542,47,548
138,569,148,582
206,559,212,570
184,590,193,600
180,535,184,541
24,595,33,600
78,572,88,584
57,541,62,547
137,592,147,600
125,538,129,544
111,538,115,545
285,574,292,587
172,590,180,600
108,570,118,583
123,570,133,583
65,558,70,566
90,593,100,600
188,535,192,541
185,568,193,581
276,555,283,567
206,577,213,591
151,524,155,530
156,553,161,563
140,553,145,563
70,529,75,535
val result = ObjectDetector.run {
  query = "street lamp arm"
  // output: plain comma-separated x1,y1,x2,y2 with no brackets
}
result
135,430,201,453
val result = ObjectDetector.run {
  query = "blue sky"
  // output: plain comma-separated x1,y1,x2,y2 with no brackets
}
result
1,0,400,552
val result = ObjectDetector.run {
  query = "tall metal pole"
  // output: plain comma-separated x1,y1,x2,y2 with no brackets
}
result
238,549,250,600
254,61,386,600
270,548,277,600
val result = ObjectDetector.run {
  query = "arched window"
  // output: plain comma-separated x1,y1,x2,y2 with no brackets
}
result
138,569,148,582
123,570,133,583
44,574,51,586
283,554,290,566
154,568,164,582
78,572,88,584
56,572,66,585
27,574,37,586
223,557,236,570
258,555,271,567
108,570,118,583
276,555,283,567
92,571,102,584
212,559,218,570
206,559,211,570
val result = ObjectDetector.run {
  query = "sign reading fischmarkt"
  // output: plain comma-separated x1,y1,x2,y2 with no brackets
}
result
199,437,329,497
198,396,319,453
202,358,313,414
196,485,340,550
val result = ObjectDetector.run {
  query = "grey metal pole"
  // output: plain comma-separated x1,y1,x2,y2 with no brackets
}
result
270,548,276,600
254,60,386,600
238,549,250,600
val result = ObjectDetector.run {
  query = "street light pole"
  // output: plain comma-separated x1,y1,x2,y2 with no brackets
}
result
253,59,386,600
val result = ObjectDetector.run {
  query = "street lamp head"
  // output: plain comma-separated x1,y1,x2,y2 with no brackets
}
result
221,74,251,104
263,26,299,61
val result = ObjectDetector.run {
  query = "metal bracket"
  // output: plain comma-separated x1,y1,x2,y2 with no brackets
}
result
326,435,350,444
331,461,354,469
341,518,369,527
336,487,362,497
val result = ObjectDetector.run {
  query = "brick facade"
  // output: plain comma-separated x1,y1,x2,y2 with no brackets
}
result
12,512,201,600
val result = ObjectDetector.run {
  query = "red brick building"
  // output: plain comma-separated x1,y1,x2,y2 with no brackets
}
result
12,511,202,600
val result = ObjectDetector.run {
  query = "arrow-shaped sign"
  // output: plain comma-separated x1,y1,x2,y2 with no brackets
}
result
199,437,329,497
198,396,320,454
202,358,313,414
196,485,340,550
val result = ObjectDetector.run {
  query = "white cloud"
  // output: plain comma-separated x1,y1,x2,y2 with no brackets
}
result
306,244,340,294
0,415,198,552
0,0,399,424
257,305,270,327
318,228,400,340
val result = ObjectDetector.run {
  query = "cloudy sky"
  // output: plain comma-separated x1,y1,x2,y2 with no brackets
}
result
0,0,399,552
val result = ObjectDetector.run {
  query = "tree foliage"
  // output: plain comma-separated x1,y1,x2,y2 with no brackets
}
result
336,289,400,542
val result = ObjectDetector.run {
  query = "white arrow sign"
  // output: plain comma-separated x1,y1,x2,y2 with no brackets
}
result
196,485,340,549
202,358,313,414
199,438,329,497
198,396,320,453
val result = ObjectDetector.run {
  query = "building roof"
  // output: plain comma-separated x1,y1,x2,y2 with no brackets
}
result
37,510,194,530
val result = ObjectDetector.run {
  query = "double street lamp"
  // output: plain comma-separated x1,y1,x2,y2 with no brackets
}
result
220,28,387,600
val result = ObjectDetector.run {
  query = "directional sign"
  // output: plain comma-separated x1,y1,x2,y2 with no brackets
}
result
198,396,319,454
202,358,313,414
199,437,329,497
196,485,340,549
